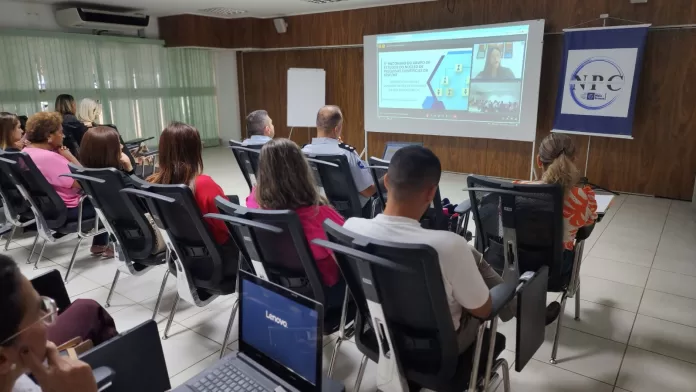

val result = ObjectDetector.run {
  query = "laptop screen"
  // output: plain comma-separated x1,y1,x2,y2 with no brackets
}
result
382,142,424,161
239,271,322,389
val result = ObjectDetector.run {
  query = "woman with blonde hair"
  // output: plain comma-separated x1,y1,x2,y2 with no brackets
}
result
246,138,346,308
76,98,102,127
55,94,87,155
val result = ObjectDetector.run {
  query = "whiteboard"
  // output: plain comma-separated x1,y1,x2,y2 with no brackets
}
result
287,68,326,127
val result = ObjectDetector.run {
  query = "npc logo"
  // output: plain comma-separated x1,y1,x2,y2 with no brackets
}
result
568,56,625,110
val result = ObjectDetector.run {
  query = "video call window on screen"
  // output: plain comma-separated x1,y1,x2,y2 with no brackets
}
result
374,25,529,126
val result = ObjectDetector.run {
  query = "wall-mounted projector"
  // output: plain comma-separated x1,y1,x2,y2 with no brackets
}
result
55,8,150,32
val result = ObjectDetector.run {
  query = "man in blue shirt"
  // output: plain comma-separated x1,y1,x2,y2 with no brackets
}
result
242,110,275,146
302,105,376,215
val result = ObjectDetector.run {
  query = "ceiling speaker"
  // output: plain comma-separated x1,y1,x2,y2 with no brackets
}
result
273,18,288,34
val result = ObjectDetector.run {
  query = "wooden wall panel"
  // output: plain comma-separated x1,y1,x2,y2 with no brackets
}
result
164,0,696,199
238,49,365,150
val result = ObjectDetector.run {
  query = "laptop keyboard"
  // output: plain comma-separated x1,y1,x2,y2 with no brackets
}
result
188,361,268,392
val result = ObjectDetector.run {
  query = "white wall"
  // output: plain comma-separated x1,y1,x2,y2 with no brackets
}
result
0,1,159,38
214,50,242,142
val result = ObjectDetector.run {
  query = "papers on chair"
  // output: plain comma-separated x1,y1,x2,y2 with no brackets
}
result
595,194,615,215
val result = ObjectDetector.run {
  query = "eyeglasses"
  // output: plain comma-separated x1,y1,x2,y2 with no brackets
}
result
0,296,57,346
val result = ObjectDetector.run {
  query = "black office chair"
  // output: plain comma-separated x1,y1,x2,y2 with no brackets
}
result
305,154,368,219
62,165,169,318
110,128,158,179
0,150,35,253
80,320,170,392
314,220,518,392
208,198,355,366
229,140,262,191
120,178,240,352
31,269,72,313
62,122,86,158
367,157,388,211
465,175,586,364
0,151,105,282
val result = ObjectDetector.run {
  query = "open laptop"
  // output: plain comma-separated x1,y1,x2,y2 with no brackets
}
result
382,141,423,161
177,270,324,392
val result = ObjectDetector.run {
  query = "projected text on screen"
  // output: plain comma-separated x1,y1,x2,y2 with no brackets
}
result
376,25,529,125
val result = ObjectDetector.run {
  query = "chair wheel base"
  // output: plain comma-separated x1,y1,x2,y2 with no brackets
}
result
33,267,38,270
549,359,557,365
105,304,111,308
26,261,32,264
162,335,169,341
574,316,580,321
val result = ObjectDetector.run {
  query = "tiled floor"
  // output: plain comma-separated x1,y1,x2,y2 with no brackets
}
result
3,146,696,391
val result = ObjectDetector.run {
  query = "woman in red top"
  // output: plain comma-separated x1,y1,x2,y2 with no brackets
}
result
246,138,346,309
147,122,234,251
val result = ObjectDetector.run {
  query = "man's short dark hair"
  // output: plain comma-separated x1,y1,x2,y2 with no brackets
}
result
387,146,441,202
316,105,342,131
246,110,270,136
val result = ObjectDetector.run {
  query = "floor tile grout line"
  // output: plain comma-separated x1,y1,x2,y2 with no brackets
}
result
610,200,671,387
527,357,616,388
169,350,221,380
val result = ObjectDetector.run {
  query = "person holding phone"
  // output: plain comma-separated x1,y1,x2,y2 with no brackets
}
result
0,254,98,392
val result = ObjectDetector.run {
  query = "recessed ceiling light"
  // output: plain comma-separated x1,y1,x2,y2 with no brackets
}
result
197,8,248,18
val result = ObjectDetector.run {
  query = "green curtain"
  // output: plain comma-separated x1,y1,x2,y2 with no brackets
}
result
0,31,219,147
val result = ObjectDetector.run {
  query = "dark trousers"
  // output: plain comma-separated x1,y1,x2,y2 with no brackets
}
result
47,299,118,346
325,279,347,311
66,200,109,246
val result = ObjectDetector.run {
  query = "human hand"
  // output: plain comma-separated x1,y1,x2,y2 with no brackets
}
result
120,152,133,172
57,146,78,164
20,342,97,392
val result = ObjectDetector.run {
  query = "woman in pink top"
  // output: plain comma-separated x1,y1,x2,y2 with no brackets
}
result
23,112,109,254
245,138,346,309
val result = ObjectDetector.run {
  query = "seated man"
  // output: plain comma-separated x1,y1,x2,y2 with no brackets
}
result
302,105,376,217
242,110,275,146
343,145,513,352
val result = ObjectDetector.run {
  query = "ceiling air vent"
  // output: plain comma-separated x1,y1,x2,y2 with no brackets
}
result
197,8,248,18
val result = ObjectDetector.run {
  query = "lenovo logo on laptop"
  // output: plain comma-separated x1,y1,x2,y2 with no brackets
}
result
265,311,288,328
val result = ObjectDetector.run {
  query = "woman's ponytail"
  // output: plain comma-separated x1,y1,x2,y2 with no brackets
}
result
538,133,580,193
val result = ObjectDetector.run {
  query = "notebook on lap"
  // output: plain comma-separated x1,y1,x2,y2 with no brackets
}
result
176,270,326,392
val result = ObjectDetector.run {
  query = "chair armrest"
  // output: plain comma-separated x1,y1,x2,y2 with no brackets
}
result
481,280,517,321
123,136,154,146
454,199,472,215
60,173,106,184
138,149,159,158
576,223,596,241
93,366,115,391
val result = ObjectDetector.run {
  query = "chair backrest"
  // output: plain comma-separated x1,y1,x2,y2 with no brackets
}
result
123,177,232,293
467,175,565,284
66,165,159,261
80,320,170,392
0,151,31,220
0,151,68,229
212,198,328,303
61,122,85,158
320,220,460,381
367,156,389,210
31,269,71,313
229,140,262,191
305,155,363,219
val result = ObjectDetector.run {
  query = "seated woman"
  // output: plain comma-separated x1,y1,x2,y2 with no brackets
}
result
147,122,237,258
22,112,110,256
0,112,24,152
55,94,87,156
80,126,135,182
246,138,346,308
0,254,112,392
76,99,101,129
520,133,598,317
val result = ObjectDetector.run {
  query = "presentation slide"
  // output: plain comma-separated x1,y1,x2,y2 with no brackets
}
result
364,20,545,142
